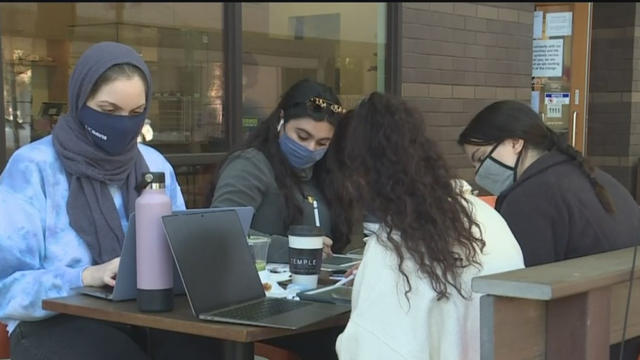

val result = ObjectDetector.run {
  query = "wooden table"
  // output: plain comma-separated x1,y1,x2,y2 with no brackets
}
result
43,295,349,360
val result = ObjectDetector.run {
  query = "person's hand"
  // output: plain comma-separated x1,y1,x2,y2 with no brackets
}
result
322,236,334,259
345,262,360,278
82,257,120,287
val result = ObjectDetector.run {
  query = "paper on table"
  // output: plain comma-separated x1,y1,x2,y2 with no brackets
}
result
259,270,289,298
304,274,355,295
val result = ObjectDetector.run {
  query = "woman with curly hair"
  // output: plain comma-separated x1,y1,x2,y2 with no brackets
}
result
330,93,524,359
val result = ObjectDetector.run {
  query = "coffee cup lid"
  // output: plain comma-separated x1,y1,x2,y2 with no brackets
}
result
288,225,323,237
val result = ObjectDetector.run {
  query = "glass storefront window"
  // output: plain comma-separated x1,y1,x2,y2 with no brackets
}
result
0,3,390,208
241,3,387,138
0,3,223,208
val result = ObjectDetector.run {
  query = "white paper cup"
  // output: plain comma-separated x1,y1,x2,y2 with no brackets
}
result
288,225,324,290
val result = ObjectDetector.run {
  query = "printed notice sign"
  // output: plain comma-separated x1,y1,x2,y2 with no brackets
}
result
544,92,570,105
547,104,562,118
531,91,540,112
546,12,572,37
532,39,563,77
533,11,543,39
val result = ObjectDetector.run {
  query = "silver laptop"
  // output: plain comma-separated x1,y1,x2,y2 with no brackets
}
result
76,207,253,301
162,210,351,329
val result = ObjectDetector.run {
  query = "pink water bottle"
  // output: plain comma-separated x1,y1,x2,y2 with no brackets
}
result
135,171,173,312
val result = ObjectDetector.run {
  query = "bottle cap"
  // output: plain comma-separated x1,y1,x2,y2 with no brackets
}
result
136,172,165,192
143,172,165,184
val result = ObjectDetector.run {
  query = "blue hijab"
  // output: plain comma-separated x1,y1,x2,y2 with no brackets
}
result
52,42,151,264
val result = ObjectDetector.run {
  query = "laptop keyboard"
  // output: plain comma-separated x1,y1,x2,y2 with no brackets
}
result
211,298,312,322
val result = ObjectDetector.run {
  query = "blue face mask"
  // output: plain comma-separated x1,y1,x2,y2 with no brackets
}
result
279,131,327,169
78,105,146,156
474,143,522,196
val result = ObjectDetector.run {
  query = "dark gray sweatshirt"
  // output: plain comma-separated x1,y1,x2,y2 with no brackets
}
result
211,148,331,263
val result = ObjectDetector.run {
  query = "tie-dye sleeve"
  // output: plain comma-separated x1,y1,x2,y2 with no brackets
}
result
166,165,186,211
0,149,84,332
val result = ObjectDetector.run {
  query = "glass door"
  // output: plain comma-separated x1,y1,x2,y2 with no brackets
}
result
531,3,591,152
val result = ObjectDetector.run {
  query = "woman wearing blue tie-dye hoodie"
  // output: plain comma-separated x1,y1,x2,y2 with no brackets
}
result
0,42,221,360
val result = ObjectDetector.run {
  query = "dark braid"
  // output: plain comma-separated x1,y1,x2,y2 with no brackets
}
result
546,127,616,214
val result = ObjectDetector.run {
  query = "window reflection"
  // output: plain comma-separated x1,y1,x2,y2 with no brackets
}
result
1,3,224,208
241,3,386,139
0,3,388,209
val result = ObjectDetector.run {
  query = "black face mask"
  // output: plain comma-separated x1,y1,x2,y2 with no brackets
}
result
78,105,146,156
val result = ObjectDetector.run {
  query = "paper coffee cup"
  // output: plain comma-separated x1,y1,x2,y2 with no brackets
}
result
288,225,324,290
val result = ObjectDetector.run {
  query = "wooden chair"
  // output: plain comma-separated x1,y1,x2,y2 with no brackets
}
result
0,323,9,359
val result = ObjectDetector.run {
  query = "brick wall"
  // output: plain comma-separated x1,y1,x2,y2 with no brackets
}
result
587,3,639,194
401,2,534,184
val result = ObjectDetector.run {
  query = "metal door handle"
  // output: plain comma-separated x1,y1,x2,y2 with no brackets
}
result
571,111,577,147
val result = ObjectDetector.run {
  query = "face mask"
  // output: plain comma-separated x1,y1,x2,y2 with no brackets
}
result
78,105,146,156
474,143,522,196
278,131,327,169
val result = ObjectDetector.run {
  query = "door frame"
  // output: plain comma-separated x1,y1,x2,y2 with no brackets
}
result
534,2,592,153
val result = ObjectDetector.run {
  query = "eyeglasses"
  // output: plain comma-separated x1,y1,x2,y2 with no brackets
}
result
307,96,346,115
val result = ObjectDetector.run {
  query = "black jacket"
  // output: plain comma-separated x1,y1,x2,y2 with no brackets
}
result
496,150,640,266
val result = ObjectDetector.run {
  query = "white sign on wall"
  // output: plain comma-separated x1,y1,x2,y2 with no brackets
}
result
544,92,570,105
546,12,573,37
531,90,540,112
533,11,543,39
532,39,564,77
547,104,562,118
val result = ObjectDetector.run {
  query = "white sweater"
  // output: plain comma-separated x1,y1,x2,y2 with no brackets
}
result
335,193,524,360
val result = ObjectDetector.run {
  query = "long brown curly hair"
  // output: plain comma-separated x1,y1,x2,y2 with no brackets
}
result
327,92,485,300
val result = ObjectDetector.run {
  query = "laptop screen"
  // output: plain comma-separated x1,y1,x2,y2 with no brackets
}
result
162,210,265,316
171,207,254,238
